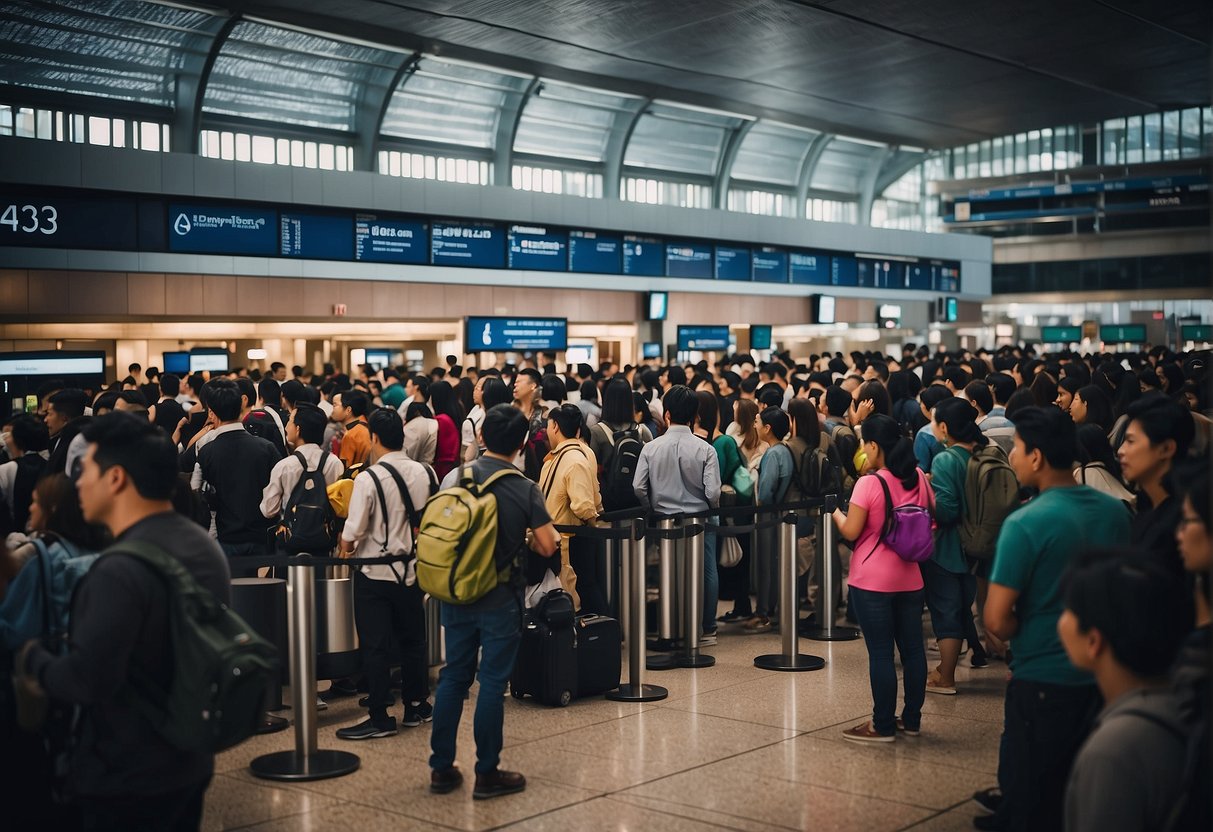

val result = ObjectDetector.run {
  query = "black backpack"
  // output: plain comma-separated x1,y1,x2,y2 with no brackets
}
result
597,423,642,511
829,423,860,494
275,452,337,554
0,454,48,537
789,437,842,499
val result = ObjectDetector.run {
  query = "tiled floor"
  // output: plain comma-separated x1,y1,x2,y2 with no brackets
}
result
206,617,1007,831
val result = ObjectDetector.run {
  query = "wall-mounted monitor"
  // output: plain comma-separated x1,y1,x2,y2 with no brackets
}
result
677,325,730,351
878,304,902,329
750,325,772,351
466,316,568,352
813,294,836,325
162,351,190,375
1181,324,1212,342
642,342,662,360
945,297,959,323
646,291,668,321
1041,325,1082,343
189,349,229,373
0,351,105,378
1099,324,1147,343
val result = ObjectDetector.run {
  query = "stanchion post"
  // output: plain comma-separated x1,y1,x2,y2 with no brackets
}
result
250,558,361,781
608,519,667,702
678,522,714,668
754,514,825,672
801,495,860,642
656,517,676,644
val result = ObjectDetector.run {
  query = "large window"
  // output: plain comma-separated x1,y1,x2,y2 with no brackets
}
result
807,198,858,224
622,176,712,209
201,128,353,170
378,149,490,185
727,189,791,217
512,165,603,197
0,103,168,151
1102,107,1211,165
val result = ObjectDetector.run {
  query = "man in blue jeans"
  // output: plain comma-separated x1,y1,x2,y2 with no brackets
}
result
429,404,559,800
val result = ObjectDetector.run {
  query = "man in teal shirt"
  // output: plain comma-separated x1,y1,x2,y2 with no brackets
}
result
380,369,406,410
977,406,1132,832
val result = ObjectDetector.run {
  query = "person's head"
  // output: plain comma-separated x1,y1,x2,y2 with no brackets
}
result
1055,376,1082,412
288,402,327,447
963,380,994,417
1058,552,1189,682
918,383,954,420
367,407,405,454
76,413,178,530
270,361,287,382
280,379,307,411
28,471,105,549
855,380,891,418
480,377,512,411
404,401,433,423
823,385,852,419
114,390,150,419
547,402,583,443
1112,369,1143,419
759,407,790,443
1075,422,1122,481
540,374,566,405
734,398,761,450
695,390,719,436
258,377,282,409
579,378,599,406
1029,372,1058,409
1009,406,1075,488
932,397,988,448
1069,385,1113,432
91,391,120,416
863,360,889,383
860,413,918,489
986,372,1016,406
1003,387,1037,423
405,374,431,402
757,386,783,411
660,365,687,390
205,378,242,423
234,377,257,413
631,392,649,425
429,380,463,423
45,388,88,435
1118,393,1195,491
159,373,181,398
662,385,698,427
127,362,142,378
1178,475,1210,581
332,389,369,424
481,404,529,456
4,413,49,457
942,365,970,393
787,398,821,446
513,368,541,404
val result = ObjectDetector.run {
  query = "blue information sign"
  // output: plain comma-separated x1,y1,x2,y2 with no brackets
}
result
280,212,352,260
933,262,961,292
431,221,504,268
715,245,751,281
856,258,905,289
830,255,859,287
168,203,277,255
466,316,568,352
906,263,932,290
568,230,622,273
677,325,731,351
752,247,788,283
623,235,663,276
507,225,568,271
666,242,713,279
789,251,831,285
354,214,428,264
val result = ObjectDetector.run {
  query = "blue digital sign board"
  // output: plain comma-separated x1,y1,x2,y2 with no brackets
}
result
507,225,568,271
0,191,138,250
856,258,904,289
906,263,932,290
168,203,277,255
677,325,731,351
830,255,859,287
934,262,961,292
666,242,713,279
622,235,663,276
466,316,568,352
431,221,504,268
568,230,621,273
715,245,751,281
752,247,788,283
789,251,831,285
280,212,352,260
354,214,428,264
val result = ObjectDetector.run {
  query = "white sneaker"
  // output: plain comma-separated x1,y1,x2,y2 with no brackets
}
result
316,696,328,711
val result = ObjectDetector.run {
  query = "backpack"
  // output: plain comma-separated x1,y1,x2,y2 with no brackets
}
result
865,471,935,564
366,461,422,583
788,437,842,499
0,535,98,651
416,466,526,605
0,454,48,536
597,423,642,512
1118,707,1211,832
829,423,859,494
958,444,1020,560
110,541,277,753
275,452,338,555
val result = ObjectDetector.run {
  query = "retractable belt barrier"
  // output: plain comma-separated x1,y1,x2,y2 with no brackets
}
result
799,494,861,642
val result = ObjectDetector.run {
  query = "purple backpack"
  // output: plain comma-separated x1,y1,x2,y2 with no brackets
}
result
864,471,935,563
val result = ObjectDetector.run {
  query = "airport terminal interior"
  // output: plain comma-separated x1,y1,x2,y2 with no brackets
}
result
0,1,1211,830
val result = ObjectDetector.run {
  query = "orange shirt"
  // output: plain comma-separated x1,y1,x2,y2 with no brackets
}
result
339,422,371,470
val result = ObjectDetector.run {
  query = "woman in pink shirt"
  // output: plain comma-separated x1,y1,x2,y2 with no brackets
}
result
830,413,931,743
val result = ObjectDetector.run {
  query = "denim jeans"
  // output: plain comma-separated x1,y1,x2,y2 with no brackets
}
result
921,559,975,641
429,594,521,775
847,586,927,735
703,526,718,634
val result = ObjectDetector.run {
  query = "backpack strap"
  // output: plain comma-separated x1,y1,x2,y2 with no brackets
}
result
378,462,421,531
366,465,410,582
540,443,590,499
31,537,57,638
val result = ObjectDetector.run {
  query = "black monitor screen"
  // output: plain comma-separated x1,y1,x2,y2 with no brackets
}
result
642,342,662,359
163,351,190,375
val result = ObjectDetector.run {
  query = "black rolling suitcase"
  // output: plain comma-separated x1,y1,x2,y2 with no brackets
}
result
511,589,578,707
575,614,622,697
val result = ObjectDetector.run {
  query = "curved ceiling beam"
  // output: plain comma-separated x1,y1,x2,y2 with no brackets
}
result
713,119,756,210
793,132,834,219
602,97,650,200
493,77,540,188
858,146,894,226
355,51,420,172
872,148,929,197
174,13,240,155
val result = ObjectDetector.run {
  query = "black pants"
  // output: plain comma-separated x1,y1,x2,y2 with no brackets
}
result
718,507,753,615
353,571,428,721
995,679,1100,832
77,776,209,832
569,537,608,616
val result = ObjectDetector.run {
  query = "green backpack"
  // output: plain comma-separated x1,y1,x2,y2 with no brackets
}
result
416,467,524,604
111,541,278,753
959,444,1020,560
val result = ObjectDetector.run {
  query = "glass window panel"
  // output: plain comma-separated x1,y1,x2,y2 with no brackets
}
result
514,80,635,163
234,132,251,162
810,138,884,195
0,105,12,136
252,135,275,164
319,143,334,170
36,109,53,140
110,117,124,147
626,112,730,175
15,107,34,138
290,139,304,167
1124,115,1143,163
276,138,290,164
1143,112,1161,162
139,120,158,151
1103,119,1124,164
1163,110,1180,160
219,130,234,160
304,141,317,168
731,120,818,187
1203,108,1213,157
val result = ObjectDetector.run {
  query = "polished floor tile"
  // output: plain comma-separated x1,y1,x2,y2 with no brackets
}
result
496,796,750,831
201,774,338,831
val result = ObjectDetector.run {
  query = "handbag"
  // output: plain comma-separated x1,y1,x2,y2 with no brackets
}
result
718,534,742,568
864,471,935,564
730,465,754,499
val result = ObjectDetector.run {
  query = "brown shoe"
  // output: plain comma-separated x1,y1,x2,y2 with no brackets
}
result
473,768,526,800
430,766,464,794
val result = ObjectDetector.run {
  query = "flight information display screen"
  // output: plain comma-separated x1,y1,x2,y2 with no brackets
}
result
168,203,277,255
714,245,751,281
280,212,352,260
934,262,961,292
677,325,730,351
623,235,663,276
752,247,788,283
789,251,831,285
830,255,859,286
666,242,713,279
906,263,933,290
354,214,428,264
431,221,504,268
507,225,568,271
856,258,906,289
0,190,139,249
466,316,568,352
568,230,622,273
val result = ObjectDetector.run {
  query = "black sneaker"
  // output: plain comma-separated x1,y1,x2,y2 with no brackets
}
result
716,609,750,624
473,768,526,800
431,766,464,794
972,787,1002,814
970,651,990,669
336,717,398,741
403,700,434,727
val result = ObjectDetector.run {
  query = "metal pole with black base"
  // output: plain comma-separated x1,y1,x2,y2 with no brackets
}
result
800,495,860,642
608,519,668,702
251,559,360,781
677,522,714,668
647,517,683,670
754,514,826,672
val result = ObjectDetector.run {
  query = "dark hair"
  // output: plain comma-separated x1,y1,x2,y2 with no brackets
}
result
159,373,181,397
758,387,784,410
760,406,790,440
663,365,687,388
7,413,49,453
1112,369,1142,419
481,404,528,454
662,385,698,426
986,372,1016,406
919,384,954,413
258,377,282,409
291,402,327,446
235,377,257,410
1063,552,1189,678
862,413,918,489
1073,385,1114,432
1057,375,1083,400
456,376,474,414
942,366,970,390
429,380,464,424
82,412,179,500
186,373,206,395
404,401,433,422
1125,392,1195,461
206,379,242,422
856,380,891,417
48,388,88,420
368,408,404,451
280,379,306,407
578,378,599,406
408,374,432,400
338,389,369,418
1061,361,1091,387
481,377,512,411
963,380,994,415
933,398,988,447
540,374,566,404
823,386,852,418
1013,406,1076,470
631,392,648,420
787,398,821,445
116,390,149,409
867,360,890,382
515,368,541,391
1029,372,1058,408
1075,422,1123,481
695,390,718,436
1004,387,1037,423
34,472,108,551
547,403,583,439
242,410,286,459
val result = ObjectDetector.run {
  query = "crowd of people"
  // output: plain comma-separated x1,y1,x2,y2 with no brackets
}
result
0,342,1209,830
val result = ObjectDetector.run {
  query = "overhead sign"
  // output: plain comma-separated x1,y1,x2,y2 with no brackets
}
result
666,242,713,279
1100,324,1147,343
354,214,428,264
431,220,504,268
466,316,568,352
1041,325,1082,342
168,203,276,255
677,325,730,351
280,212,352,260
568,230,621,273
507,225,568,271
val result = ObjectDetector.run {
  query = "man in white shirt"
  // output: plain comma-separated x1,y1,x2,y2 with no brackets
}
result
336,408,434,741
259,403,344,520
